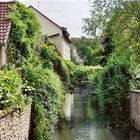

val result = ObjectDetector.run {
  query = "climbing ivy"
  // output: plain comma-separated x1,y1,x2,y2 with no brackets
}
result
25,66,65,140
8,2,40,66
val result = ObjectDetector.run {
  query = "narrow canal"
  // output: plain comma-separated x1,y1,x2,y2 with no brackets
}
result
54,93,140,140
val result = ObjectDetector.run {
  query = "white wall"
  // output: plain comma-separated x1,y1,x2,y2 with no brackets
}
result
30,7,62,36
0,46,7,67
0,47,2,66
49,36,71,60
62,38,71,60
30,7,71,60
49,35,63,54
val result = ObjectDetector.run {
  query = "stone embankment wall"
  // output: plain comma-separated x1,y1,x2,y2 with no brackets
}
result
0,105,31,140
130,90,140,131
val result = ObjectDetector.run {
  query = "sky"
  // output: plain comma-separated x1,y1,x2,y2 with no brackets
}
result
1,0,91,37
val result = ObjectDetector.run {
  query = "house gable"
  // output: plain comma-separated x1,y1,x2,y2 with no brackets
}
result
29,6,71,60
29,6,62,37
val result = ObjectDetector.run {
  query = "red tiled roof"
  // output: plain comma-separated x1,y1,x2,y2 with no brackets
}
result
0,2,15,46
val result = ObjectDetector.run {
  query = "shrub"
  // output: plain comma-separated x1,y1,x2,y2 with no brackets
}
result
31,97,49,140
0,66,30,113
24,66,65,139
40,44,70,84
71,38,102,66
65,60,102,92
40,45,58,69
92,46,132,126
76,65,102,81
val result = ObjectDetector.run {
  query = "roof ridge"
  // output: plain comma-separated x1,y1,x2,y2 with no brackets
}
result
0,1,15,3
0,1,15,46
28,5,62,29
29,5,71,43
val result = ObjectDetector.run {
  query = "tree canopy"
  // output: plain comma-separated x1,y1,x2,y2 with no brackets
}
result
72,37,102,66
83,0,126,36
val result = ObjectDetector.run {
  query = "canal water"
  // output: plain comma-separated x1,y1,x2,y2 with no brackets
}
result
53,93,140,140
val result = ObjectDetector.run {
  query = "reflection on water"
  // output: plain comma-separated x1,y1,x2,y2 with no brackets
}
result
53,94,140,140
64,94,74,120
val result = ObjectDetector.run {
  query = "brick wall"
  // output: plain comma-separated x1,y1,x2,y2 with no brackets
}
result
130,90,140,131
0,105,31,140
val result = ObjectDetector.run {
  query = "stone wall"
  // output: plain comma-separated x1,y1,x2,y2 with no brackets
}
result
0,105,31,140
130,90,140,131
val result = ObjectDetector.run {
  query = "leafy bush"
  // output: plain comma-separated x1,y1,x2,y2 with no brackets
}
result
65,60,102,91
40,45,58,69
40,44,70,84
24,66,65,139
76,65,102,81
2,2,67,139
6,3,67,139
92,46,132,126
71,38,102,66
0,67,30,113
31,97,48,140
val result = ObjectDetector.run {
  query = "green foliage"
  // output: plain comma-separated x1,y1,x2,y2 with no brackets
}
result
0,66,30,113
76,65,102,81
65,60,102,90
83,0,125,36
24,66,65,139
84,0,140,127
56,58,70,84
40,44,70,84
64,60,78,89
40,45,58,69
72,38,102,66
31,97,51,140
106,1,140,66
131,80,140,90
32,97,46,140
92,46,132,126
100,34,116,66
8,2,40,66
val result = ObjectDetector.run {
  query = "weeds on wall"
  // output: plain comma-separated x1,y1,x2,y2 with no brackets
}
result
0,65,31,114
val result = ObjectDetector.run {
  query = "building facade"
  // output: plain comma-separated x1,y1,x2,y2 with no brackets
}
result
29,6,71,60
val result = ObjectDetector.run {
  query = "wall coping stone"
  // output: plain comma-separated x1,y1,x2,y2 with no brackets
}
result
130,90,140,94
0,103,31,119
0,108,17,119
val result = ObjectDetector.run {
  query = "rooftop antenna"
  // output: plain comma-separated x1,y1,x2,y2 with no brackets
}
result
38,0,40,8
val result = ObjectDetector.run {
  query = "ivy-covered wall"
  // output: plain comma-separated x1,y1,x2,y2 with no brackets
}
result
5,2,66,140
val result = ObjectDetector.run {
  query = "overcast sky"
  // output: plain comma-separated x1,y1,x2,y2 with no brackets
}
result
1,0,91,37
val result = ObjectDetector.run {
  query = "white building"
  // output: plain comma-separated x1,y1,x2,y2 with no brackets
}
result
29,6,71,60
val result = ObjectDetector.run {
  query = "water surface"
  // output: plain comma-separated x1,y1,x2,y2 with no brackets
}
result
54,94,140,140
